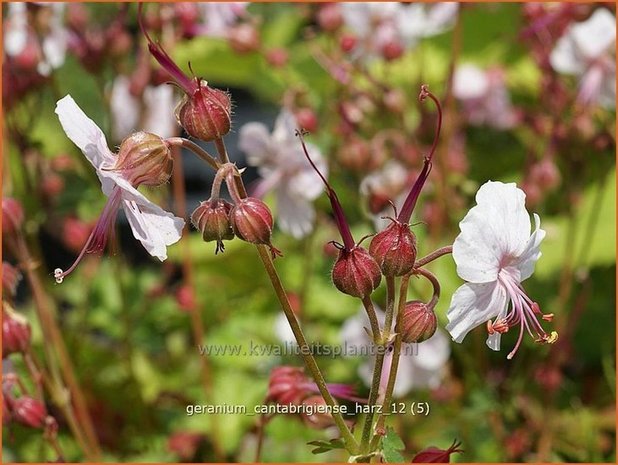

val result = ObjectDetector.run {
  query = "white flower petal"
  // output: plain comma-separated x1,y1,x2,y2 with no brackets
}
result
550,34,585,75
272,109,298,144
446,281,507,343
274,312,296,345
453,181,531,283
110,76,140,141
453,64,490,100
423,3,459,36
486,332,502,351
414,329,451,371
143,84,179,139
4,3,28,56
512,213,546,281
239,122,273,167
55,95,115,170
570,8,616,60
122,196,184,261
275,188,315,239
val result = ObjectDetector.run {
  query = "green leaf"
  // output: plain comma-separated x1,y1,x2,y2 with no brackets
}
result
383,427,406,463
308,438,346,454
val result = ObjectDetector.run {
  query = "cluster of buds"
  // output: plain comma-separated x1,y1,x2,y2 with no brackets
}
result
266,366,361,430
191,163,281,258
2,304,32,359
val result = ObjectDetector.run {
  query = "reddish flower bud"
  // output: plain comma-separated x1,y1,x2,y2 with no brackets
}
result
175,285,197,312
267,366,310,406
369,221,417,277
62,217,93,254
2,306,31,358
230,198,281,258
114,132,173,186
2,262,22,299
401,300,437,344
295,107,319,133
340,34,358,53
317,4,343,31
412,440,464,463
191,198,234,254
265,48,289,68
2,198,24,235
167,431,204,461
175,80,232,142
300,395,335,430
11,396,47,429
338,137,372,172
381,40,404,61
332,246,381,298
41,173,65,198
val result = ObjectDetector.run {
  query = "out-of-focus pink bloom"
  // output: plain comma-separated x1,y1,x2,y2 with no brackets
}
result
360,161,411,229
110,76,179,142
4,3,69,76
62,217,93,254
53,95,184,283
340,306,450,398
341,2,458,59
452,64,518,129
412,439,464,463
239,110,327,239
188,3,248,38
550,8,616,108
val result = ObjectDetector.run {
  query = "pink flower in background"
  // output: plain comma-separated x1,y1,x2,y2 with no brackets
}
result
341,2,458,59
452,64,518,129
550,8,616,108
53,95,184,283
446,181,556,359
4,3,68,76
239,110,327,239
110,76,179,142
340,306,450,398
189,2,248,38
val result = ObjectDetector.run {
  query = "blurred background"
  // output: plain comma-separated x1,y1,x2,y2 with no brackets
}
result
2,2,616,462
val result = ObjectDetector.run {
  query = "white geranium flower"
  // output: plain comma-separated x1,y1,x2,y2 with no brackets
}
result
239,110,327,239
446,181,556,359
110,76,140,141
550,8,616,108
197,2,248,37
53,95,184,282
341,306,450,398
452,64,517,129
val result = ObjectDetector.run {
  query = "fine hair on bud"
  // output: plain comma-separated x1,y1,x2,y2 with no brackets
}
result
401,300,437,343
190,198,234,254
114,132,173,186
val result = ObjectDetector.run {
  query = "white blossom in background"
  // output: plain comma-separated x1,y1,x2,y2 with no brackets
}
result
194,3,248,38
340,306,450,398
341,2,458,58
239,110,327,239
110,76,179,142
452,64,518,129
4,3,68,76
53,95,184,283
446,181,556,359
360,161,409,230
550,8,616,108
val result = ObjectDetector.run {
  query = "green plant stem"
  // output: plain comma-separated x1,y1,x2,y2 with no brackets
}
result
166,137,220,171
414,246,453,269
370,274,411,452
360,276,396,454
361,295,381,342
15,236,101,460
213,137,359,454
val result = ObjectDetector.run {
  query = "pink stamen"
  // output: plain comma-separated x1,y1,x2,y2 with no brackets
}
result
54,189,122,283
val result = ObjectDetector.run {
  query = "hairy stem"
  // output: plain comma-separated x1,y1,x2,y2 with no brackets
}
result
414,245,453,269
166,137,220,171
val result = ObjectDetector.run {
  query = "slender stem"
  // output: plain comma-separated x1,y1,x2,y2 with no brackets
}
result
166,137,220,171
15,236,101,460
209,136,359,453
361,295,381,342
370,274,411,452
414,268,441,309
360,276,396,453
170,144,224,460
414,245,453,269
256,245,359,453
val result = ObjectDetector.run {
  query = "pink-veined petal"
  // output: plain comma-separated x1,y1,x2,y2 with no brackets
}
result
446,281,507,343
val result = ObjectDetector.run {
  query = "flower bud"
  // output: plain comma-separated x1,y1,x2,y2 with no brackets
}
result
412,439,464,463
332,246,381,298
381,40,404,61
2,198,24,235
11,396,47,429
175,284,196,312
191,199,234,253
369,221,417,277
175,80,232,142
340,34,358,53
267,366,309,406
401,300,437,344
295,107,318,133
230,198,281,257
114,132,173,186
228,24,261,54
2,306,32,358
2,262,22,299
317,4,343,31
